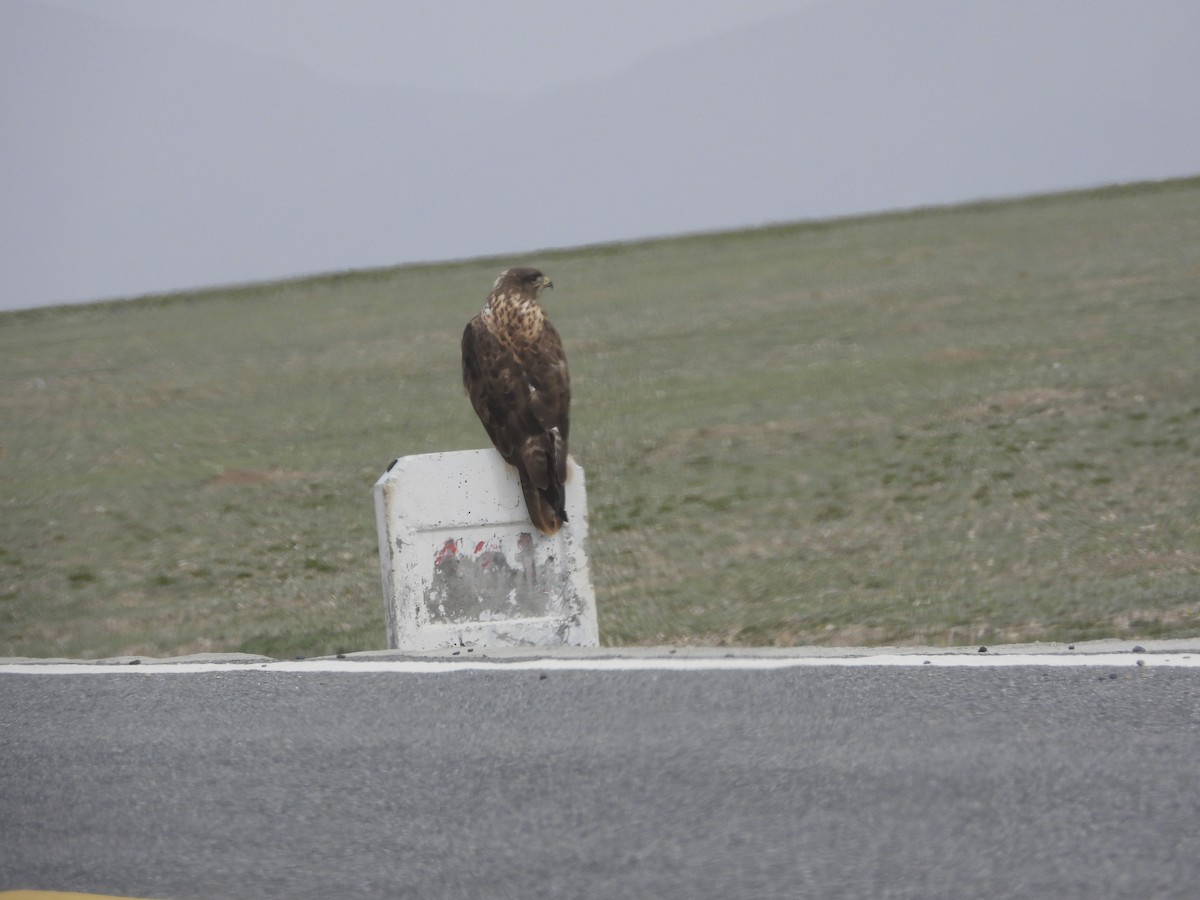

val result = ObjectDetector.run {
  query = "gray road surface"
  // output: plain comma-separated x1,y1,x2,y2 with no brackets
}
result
2,659,1199,899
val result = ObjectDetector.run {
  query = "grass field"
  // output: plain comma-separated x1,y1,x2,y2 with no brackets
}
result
2,178,1198,658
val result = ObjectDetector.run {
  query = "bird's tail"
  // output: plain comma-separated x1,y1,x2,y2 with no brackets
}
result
517,469,568,536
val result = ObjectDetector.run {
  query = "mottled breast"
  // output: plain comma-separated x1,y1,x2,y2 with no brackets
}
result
485,293,546,346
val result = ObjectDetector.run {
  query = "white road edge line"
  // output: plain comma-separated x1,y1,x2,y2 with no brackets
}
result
1,653,1197,675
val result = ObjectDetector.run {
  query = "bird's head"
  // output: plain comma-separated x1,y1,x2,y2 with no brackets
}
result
494,266,553,298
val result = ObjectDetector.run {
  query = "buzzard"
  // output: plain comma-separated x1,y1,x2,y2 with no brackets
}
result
462,267,571,535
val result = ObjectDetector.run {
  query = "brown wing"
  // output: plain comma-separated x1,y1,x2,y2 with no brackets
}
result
462,316,516,459
462,316,571,534
521,319,571,483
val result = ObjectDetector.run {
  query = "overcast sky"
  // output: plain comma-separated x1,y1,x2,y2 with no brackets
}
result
36,0,821,95
3,0,1198,310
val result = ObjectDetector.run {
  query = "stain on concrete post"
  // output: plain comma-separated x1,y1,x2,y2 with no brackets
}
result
373,450,599,650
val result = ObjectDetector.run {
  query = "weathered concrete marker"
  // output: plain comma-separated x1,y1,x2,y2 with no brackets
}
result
373,449,599,651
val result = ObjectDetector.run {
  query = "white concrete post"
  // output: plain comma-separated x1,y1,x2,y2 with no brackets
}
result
373,449,600,651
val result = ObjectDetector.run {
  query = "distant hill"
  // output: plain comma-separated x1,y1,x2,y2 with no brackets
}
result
3,0,1199,309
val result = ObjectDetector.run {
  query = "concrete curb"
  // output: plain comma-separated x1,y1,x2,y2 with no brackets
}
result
3,639,1198,667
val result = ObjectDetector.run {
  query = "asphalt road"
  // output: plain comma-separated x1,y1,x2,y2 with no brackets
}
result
3,661,1199,900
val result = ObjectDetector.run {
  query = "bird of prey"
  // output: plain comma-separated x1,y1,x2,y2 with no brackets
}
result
461,267,571,535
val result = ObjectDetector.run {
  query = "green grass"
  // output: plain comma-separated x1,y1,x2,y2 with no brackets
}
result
2,178,1199,658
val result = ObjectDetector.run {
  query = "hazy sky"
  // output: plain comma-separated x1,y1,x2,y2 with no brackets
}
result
4,0,1198,310
38,0,821,95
